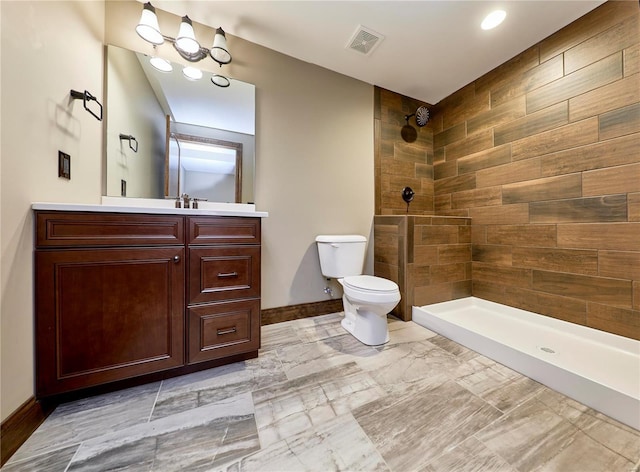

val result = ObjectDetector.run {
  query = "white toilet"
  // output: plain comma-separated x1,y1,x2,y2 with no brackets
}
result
316,235,401,345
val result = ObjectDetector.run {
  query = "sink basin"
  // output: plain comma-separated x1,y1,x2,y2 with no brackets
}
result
100,196,259,213
31,199,268,218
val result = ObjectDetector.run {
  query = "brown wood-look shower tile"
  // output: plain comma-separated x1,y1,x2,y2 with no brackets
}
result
475,158,541,189
502,173,581,204
491,54,563,108
532,270,633,308
565,14,639,74
529,195,628,224
570,74,640,122
527,52,622,114
599,102,640,140
510,117,598,161
494,102,568,146
540,133,640,177
511,247,598,275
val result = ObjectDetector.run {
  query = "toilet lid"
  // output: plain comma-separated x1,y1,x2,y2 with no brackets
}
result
343,275,399,293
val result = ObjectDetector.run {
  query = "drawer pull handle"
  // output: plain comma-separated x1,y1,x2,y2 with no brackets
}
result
217,272,238,278
173,255,181,263
217,327,237,335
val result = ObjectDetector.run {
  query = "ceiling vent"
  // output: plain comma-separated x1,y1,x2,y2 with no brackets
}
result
346,25,384,56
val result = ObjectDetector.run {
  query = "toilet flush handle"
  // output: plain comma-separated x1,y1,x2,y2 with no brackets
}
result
331,243,339,248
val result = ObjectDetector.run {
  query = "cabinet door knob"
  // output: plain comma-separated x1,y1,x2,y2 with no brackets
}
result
173,255,180,263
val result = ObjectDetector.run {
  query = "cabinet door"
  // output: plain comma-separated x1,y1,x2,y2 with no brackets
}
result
188,246,260,304
188,299,260,364
35,247,185,397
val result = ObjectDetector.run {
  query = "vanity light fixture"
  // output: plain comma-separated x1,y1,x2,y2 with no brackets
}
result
481,10,507,30
135,2,163,45
136,2,233,86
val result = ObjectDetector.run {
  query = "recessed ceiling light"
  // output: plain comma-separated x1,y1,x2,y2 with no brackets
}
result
183,66,203,80
149,56,173,72
481,10,506,30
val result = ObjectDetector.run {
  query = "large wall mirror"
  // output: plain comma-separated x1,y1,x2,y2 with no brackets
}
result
105,44,255,203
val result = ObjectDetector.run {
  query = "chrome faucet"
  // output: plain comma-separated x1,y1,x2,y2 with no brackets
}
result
192,197,207,209
181,193,190,209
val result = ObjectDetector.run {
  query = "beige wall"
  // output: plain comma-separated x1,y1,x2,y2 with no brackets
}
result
105,45,166,198
1,0,105,421
1,0,374,421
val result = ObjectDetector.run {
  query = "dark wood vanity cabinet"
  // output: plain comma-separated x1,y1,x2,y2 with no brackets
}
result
34,211,261,398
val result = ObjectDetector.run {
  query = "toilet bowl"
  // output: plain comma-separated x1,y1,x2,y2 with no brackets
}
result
315,235,401,346
339,275,400,345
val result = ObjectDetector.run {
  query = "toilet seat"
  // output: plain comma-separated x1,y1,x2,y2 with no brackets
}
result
341,275,400,304
343,275,398,293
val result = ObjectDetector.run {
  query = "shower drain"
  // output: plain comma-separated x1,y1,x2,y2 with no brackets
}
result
539,346,556,354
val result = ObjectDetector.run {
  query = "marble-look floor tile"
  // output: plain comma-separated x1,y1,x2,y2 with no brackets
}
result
2,444,79,472
455,358,543,413
252,362,386,448
535,387,640,463
218,414,390,472
152,350,286,419
10,382,160,462
8,315,637,472
533,430,635,472
67,393,258,472
382,320,438,347
428,334,481,362
260,323,303,352
422,436,517,472
292,312,346,343
355,340,464,394
276,333,379,380
475,397,586,472
354,378,503,471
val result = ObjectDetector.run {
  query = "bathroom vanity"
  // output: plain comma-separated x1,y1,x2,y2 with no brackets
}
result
33,202,266,398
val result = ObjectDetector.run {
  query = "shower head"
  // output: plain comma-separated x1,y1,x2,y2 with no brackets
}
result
404,106,430,127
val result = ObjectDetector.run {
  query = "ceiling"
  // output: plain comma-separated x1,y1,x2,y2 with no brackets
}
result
152,0,606,105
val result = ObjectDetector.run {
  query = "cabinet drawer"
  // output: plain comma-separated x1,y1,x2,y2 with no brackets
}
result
188,217,260,245
36,211,184,247
189,246,260,304
188,299,260,364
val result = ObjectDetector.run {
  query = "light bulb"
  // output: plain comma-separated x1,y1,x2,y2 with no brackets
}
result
175,15,200,54
136,2,163,45
210,28,232,65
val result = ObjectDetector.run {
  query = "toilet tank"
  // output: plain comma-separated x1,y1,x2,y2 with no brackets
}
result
315,235,367,278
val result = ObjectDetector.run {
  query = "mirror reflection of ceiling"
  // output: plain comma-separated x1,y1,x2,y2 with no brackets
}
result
136,52,255,135
174,141,237,175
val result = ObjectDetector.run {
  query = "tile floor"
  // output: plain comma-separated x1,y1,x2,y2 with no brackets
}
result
4,313,640,472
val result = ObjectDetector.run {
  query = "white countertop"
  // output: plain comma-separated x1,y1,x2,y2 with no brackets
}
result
32,198,268,218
